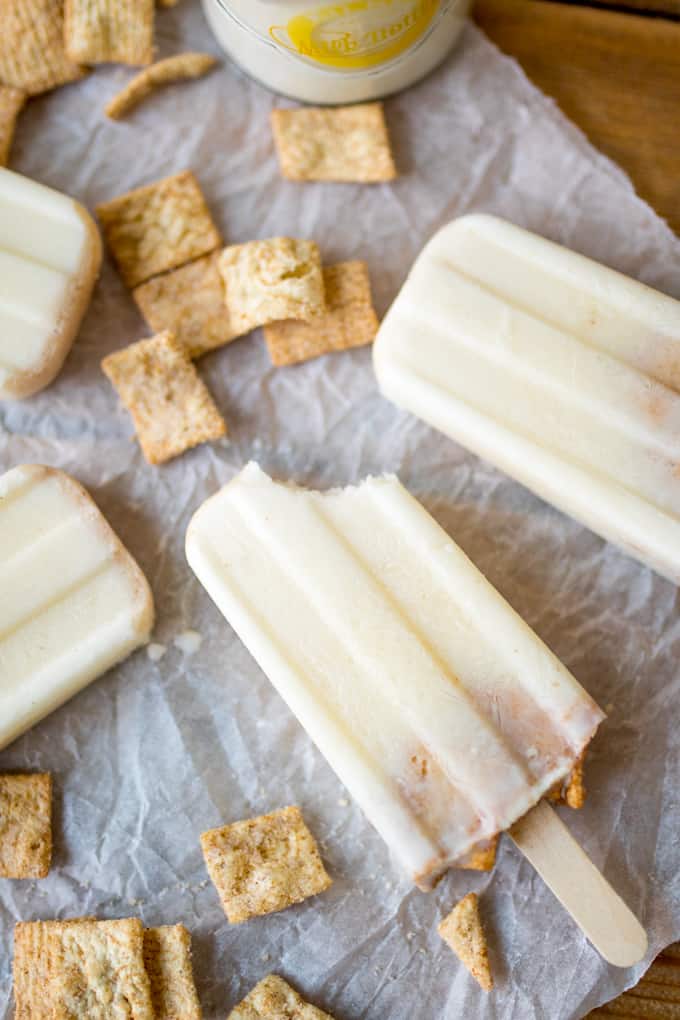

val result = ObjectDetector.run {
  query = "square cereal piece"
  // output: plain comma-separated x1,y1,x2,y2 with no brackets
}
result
0,86,26,166
438,893,493,992
13,919,95,1020
0,0,83,96
143,925,202,1020
97,170,221,288
271,103,396,183
64,0,155,66
49,918,154,1019
0,773,52,879
102,330,227,464
264,261,378,367
200,805,332,925
133,252,238,358
228,975,335,1020
218,238,325,338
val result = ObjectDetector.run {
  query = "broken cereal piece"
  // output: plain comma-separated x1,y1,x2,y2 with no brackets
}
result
264,260,378,366
0,0,83,96
143,925,202,1020
97,170,221,288
64,0,155,66
0,87,26,166
438,892,493,992
0,773,52,879
564,755,586,809
13,919,95,1020
457,835,498,873
102,330,227,464
133,252,237,358
547,751,586,809
271,103,396,183
106,52,218,119
200,805,332,924
49,918,154,1019
219,237,325,338
228,974,335,1020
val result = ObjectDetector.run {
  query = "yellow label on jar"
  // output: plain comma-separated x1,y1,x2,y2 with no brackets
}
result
269,0,440,70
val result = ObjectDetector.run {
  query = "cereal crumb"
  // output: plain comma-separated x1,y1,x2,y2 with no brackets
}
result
174,629,203,655
147,642,167,662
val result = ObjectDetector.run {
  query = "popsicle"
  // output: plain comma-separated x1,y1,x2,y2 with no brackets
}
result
186,463,646,965
0,465,154,749
373,214,680,586
0,167,102,400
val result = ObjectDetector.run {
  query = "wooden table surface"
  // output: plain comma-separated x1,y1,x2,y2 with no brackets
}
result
472,3,679,1014
474,0,680,236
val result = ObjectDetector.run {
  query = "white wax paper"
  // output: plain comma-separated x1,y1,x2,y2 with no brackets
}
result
2,5,680,1018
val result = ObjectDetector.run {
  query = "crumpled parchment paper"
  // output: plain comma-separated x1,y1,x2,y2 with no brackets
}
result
1,4,680,1018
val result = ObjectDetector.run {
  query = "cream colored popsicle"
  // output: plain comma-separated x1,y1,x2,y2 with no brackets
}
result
374,214,680,585
186,463,604,889
0,168,102,400
0,465,154,749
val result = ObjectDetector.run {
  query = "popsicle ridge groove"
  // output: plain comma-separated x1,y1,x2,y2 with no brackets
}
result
384,310,680,525
430,251,659,369
0,468,40,510
431,215,680,391
403,269,680,468
0,284,65,330
0,558,114,646
0,507,85,569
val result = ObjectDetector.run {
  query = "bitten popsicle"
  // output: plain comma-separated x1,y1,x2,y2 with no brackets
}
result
186,464,646,965
373,214,680,585
0,168,102,400
0,465,154,749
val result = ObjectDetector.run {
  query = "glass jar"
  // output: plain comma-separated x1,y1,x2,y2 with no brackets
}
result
203,0,472,104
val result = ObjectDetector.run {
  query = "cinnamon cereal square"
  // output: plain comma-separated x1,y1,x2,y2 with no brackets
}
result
133,253,237,358
13,918,94,1020
228,975,335,1020
0,0,83,95
102,330,227,464
64,0,155,66
200,806,332,924
0,86,26,166
264,261,378,366
143,925,201,1020
97,171,221,288
49,918,154,1019
0,773,52,879
218,238,325,338
271,104,396,183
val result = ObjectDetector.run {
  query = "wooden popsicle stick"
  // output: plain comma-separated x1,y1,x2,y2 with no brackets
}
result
510,800,648,968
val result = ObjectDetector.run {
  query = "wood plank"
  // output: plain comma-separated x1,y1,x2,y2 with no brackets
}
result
589,946,680,1017
562,0,680,13
474,0,680,235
